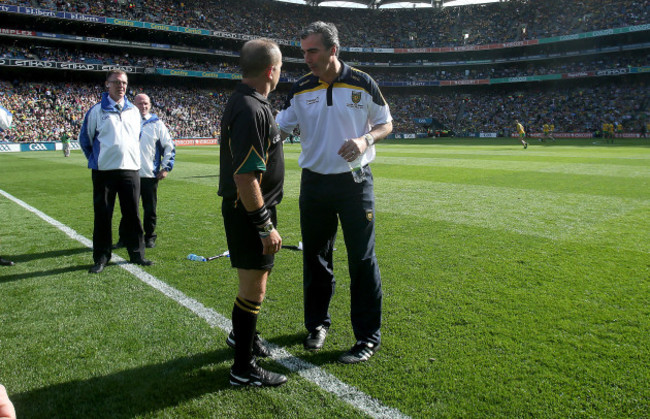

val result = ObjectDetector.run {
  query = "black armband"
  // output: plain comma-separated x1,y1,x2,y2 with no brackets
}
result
247,206,271,229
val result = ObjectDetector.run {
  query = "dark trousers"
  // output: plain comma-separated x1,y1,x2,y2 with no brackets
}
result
120,177,159,242
299,167,382,346
92,169,145,263
141,177,158,242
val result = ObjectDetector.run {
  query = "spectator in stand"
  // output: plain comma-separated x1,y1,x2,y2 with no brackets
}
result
1,78,647,141
4,0,648,48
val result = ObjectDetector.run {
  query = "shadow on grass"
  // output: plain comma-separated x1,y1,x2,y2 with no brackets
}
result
270,332,345,366
6,247,90,263
185,174,219,179
0,265,90,284
12,349,232,419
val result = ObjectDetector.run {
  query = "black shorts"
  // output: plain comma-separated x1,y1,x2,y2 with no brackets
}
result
222,199,277,270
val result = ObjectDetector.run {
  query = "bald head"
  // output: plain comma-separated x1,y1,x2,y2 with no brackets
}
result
134,93,151,117
240,38,282,79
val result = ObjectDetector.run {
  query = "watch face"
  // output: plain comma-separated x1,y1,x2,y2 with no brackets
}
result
264,223,274,232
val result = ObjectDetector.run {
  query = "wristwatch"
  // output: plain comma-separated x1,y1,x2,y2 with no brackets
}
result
259,221,274,238
364,133,375,146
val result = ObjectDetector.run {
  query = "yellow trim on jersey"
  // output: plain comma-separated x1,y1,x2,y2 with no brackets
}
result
333,82,370,96
234,145,265,175
294,82,329,96
294,81,371,96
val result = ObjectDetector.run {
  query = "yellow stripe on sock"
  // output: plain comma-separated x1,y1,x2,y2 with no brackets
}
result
235,297,261,314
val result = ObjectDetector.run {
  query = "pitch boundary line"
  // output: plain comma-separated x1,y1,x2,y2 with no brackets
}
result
0,188,409,419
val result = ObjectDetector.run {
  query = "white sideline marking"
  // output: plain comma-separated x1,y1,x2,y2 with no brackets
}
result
0,188,409,419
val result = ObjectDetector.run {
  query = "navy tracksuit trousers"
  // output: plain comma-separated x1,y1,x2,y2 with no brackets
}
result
300,166,382,346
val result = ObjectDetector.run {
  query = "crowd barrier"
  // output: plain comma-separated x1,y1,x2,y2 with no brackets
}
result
174,138,219,146
0,141,81,153
1,134,645,153
0,139,219,153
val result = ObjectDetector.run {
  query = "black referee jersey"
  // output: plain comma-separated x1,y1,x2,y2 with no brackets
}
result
218,83,284,208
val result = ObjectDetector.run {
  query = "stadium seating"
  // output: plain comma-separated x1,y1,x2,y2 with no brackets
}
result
0,0,648,140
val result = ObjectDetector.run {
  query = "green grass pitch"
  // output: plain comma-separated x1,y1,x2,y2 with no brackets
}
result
0,138,648,418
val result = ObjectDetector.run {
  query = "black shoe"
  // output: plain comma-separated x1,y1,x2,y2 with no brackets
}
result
145,239,156,248
338,341,380,364
130,257,153,266
229,360,287,387
303,325,328,350
89,262,106,274
0,257,15,266
226,330,272,358
112,240,125,249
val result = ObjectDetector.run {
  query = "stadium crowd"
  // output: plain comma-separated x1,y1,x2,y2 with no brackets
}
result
1,0,648,141
389,83,649,135
2,43,648,84
1,79,647,143
0,44,240,73
0,80,227,142
4,0,648,49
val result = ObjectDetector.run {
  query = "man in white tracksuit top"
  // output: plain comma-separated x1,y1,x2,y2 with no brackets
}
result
116,93,175,249
0,105,15,266
0,105,11,132
79,70,152,273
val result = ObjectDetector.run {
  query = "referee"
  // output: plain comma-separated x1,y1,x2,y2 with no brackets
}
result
218,39,287,387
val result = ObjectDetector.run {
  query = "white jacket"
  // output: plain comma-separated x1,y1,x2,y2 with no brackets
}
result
139,114,175,178
0,105,11,131
79,93,141,171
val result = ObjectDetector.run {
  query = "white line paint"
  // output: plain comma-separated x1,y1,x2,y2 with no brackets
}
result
0,188,409,419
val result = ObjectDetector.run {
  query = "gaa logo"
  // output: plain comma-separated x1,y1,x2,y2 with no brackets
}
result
351,91,361,104
28,143,47,151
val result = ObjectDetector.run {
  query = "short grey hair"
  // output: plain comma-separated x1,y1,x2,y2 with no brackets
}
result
301,21,340,57
106,69,127,81
240,38,281,78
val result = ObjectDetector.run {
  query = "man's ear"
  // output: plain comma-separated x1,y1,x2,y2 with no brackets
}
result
267,66,273,79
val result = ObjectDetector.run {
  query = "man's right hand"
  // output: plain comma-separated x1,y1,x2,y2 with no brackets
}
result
261,229,282,255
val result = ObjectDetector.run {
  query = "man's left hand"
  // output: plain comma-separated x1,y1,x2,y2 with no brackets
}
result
157,170,168,180
337,137,367,162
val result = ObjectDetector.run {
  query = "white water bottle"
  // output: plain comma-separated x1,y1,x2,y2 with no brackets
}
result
187,253,206,261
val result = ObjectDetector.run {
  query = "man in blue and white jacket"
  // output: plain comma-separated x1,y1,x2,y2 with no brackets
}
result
116,93,175,249
79,70,152,273
0,104,14,266
0,104,11,132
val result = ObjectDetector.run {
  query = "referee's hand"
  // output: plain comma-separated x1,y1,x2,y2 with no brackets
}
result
261,229,282,255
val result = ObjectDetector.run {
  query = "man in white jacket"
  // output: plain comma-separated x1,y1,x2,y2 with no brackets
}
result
0,105,15,266
115,93,175,249
79,70,152,273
